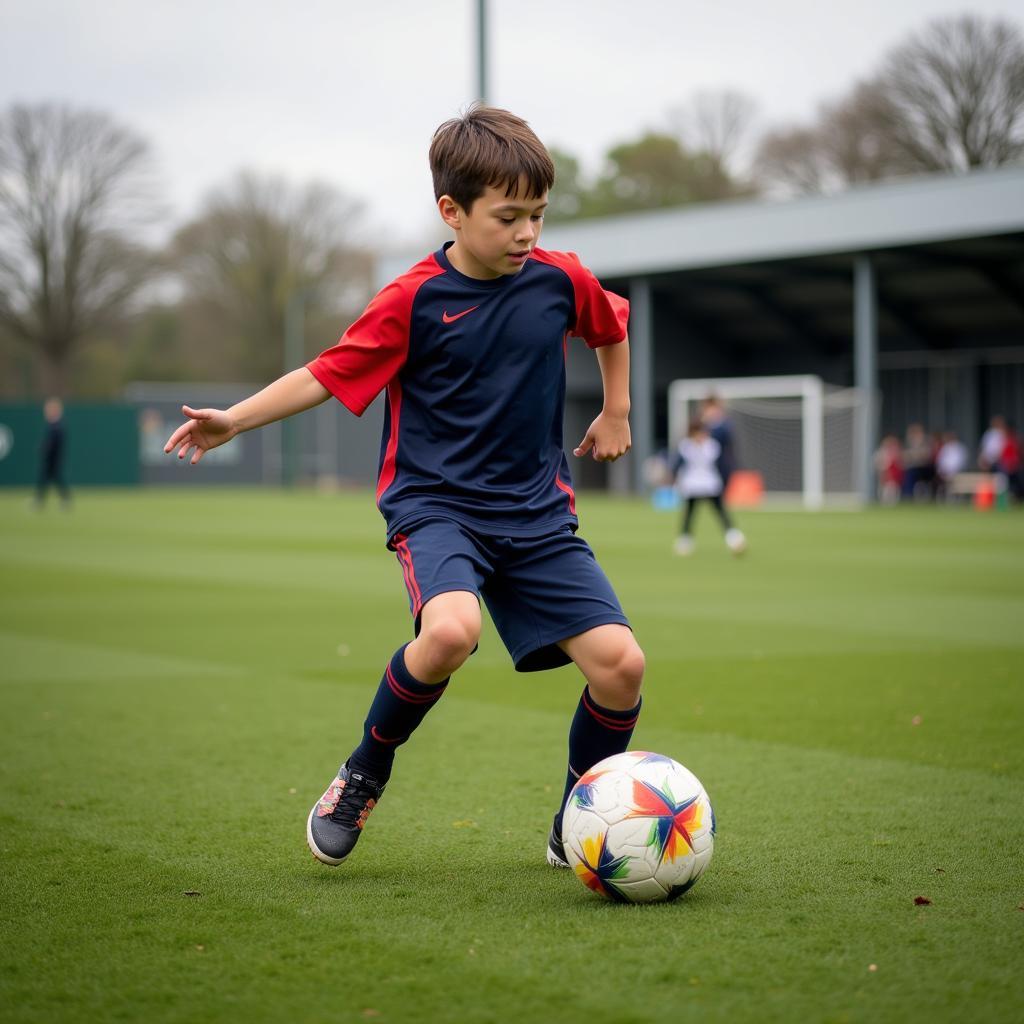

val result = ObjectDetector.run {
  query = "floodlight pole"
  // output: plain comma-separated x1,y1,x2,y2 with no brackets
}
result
476,0,488,103
629,278,654,493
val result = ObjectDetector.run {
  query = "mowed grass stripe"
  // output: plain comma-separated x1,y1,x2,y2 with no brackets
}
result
0,631,244,682
0,534,396,597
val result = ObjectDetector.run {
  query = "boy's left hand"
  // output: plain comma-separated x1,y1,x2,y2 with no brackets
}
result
574,412,631,462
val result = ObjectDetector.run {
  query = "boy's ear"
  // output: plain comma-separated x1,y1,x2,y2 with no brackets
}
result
437,195,462,230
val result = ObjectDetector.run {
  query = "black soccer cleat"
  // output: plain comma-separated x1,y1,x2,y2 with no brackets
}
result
306,762,385,866
546,814,569,869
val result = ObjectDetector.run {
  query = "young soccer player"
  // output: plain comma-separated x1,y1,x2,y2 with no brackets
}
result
163,106,644,870
672,420,746,556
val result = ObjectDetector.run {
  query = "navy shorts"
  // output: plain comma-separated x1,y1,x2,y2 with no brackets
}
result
388,519,630,672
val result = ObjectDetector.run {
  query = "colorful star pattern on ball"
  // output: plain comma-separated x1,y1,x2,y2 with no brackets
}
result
573,832,632,902
635,752,676,769
628,779,704,864
570,766,611,810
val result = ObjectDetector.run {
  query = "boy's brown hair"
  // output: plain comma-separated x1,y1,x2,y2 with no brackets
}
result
429,104,555,211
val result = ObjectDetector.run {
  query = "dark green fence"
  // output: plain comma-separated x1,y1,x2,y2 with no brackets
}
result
0,403,139,487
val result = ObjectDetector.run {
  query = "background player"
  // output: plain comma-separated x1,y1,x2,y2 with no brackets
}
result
35,397,71,509
673,419,746,555
700,394,736,493
163,105,645,872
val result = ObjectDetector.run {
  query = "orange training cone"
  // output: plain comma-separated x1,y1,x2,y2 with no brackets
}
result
974,480,995,510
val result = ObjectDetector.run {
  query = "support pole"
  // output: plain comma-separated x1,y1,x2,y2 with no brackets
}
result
629,278,653,494
854,256,878,503
802,376,824,509
476,0,488,103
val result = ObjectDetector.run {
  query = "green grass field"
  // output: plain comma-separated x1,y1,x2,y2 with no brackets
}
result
1,489,1022,1024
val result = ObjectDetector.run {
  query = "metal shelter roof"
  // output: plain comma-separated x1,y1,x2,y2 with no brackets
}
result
539,165,1024,278
378,167,1024,356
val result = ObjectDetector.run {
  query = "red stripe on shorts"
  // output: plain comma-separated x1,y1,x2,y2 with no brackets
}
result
393,533,422,615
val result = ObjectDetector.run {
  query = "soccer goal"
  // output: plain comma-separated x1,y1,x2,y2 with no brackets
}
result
667,375,867,508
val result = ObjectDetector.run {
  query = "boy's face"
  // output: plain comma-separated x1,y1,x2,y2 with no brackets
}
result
438,180,548,280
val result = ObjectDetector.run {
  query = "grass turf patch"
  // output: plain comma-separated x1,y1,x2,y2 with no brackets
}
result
1,489,1022,1024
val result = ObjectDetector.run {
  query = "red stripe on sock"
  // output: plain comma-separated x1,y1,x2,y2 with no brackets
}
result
582,690,639,731
385,664,446,704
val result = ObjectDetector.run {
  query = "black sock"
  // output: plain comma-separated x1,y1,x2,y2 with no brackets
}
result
556,687,641,830
348,644,448,784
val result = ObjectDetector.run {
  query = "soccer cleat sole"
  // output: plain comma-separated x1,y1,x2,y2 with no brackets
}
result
305,806,349,867
546,843,570,869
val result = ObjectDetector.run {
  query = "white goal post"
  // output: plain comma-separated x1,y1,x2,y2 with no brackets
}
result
667,375,867,509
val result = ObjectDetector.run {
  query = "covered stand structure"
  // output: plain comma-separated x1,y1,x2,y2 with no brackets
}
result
536,166,1024,501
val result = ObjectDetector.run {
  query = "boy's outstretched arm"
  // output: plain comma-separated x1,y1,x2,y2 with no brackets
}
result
164,367,330,465
574,338,631,462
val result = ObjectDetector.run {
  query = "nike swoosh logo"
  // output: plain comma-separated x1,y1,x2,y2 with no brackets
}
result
370,726,404,744
442,305,479,324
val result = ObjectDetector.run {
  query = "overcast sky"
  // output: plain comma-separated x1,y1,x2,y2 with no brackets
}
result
3,0,1022,247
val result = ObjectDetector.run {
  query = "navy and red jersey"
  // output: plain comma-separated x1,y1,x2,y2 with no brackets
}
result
307,242,629,540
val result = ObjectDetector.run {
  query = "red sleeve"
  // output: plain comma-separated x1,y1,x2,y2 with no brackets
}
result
531,248,630,349
306,254,443,416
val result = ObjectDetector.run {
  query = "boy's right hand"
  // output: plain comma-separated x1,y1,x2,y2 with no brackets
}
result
163,405,236,465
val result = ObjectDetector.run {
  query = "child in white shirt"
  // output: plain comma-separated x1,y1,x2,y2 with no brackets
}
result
673,421,746,556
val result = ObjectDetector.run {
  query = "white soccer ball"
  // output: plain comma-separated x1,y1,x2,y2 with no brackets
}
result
562,751,715,903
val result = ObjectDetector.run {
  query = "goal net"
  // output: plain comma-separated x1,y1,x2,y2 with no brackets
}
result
667,375,867,508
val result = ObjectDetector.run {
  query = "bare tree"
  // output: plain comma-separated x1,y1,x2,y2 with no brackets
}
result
875,14,1024,172
169,173,372,383
670,90,759,181
755,125,833,195
0,104,158,395
758,82,913,195
818,82,913,183
754,15,1024,195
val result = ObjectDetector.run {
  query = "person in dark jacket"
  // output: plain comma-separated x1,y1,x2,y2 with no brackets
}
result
700,395,736,491
35,398,71,508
